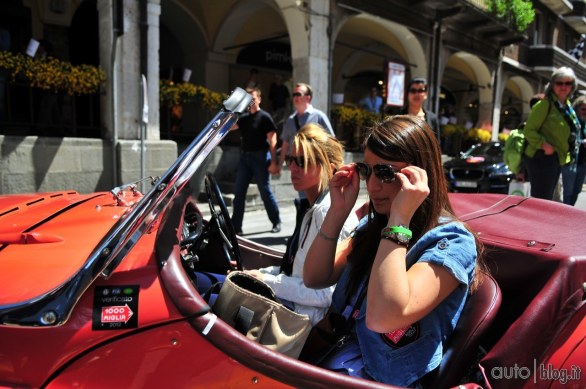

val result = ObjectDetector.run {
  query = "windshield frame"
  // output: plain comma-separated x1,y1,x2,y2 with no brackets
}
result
0,88,252,327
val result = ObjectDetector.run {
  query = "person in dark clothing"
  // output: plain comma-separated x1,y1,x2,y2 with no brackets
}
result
268,74,290,112
561,94,586,206
400,78,441,146
231,87,281,235
268,74,290,131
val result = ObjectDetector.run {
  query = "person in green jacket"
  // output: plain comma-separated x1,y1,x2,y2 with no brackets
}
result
523,67,581,200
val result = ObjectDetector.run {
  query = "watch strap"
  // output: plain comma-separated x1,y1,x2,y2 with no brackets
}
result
381,234,409,247
381,225,412,239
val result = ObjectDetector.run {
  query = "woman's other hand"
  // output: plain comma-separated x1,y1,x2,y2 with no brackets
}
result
389,166,430,224
329,163,360,216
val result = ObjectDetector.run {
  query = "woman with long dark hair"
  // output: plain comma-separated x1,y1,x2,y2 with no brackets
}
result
304,115,485,387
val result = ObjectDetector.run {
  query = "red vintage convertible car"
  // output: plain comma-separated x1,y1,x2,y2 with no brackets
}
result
0,88,584,389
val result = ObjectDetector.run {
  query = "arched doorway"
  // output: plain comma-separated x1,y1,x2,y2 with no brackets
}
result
68,0,100,137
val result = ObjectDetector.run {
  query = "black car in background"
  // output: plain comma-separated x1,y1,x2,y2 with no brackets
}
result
443,141,515,194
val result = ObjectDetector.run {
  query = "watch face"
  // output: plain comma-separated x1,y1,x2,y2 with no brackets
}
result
394,232,410,244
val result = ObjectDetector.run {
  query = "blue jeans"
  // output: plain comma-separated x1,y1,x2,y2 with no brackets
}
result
562,161,586,206
524,151,561,200
231,150,280,231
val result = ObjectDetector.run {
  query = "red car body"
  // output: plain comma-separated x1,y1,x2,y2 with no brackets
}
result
0,89,584,388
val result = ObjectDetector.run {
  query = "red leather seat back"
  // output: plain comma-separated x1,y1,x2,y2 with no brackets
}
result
425,272,502,388
523,289,586,388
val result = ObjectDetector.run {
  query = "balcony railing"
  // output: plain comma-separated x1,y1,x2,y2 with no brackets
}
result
565,0,586,33
528,45,586,83
0,79,102,138
540,0,573,15
465,0,489,11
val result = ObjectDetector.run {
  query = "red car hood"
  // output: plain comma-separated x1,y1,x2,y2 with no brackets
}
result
0,191,132,306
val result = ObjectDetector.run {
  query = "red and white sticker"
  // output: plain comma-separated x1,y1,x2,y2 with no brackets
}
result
381,322,420,349
93,285,139,330
101,304,134,323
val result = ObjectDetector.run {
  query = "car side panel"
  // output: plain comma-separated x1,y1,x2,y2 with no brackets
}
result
0,235,184,388
45,321,290,389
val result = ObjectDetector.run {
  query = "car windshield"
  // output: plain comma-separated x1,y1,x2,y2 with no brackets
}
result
0,88,252,327
462,142,502,158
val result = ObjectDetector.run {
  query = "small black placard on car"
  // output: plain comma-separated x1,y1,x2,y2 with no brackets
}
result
92,285,139,330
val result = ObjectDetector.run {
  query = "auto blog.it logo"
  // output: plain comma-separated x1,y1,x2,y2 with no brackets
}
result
490,361,582,385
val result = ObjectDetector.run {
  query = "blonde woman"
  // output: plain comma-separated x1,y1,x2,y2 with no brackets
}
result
245,123,359,325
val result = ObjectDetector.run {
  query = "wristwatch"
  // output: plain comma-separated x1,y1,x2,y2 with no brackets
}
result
381,225,412,247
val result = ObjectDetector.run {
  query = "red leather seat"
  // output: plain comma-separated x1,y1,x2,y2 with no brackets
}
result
425,272,502,388
522,287,586,388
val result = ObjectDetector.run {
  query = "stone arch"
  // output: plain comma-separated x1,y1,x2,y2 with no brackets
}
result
160,0,208,85
442,52,492,128
210,0,289,92
507,76,535,118
331,13,427,105
498,76,535,131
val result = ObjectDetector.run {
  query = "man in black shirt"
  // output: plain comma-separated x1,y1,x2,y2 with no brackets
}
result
231,87,281,234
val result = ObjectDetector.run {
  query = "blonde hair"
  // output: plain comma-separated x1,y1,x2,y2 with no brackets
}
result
292,123,344,193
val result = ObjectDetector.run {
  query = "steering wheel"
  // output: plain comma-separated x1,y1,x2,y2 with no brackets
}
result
204,172,243,271
179,211,204,262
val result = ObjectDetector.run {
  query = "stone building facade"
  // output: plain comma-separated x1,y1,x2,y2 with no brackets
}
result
1,0,585,196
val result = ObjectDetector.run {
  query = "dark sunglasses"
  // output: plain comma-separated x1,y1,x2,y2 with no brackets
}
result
285,155,305,168
292,92,305,97
408,88,427,94
554,81,573,86
355,162,396,183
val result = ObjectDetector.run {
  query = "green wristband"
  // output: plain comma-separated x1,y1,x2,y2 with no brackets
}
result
381,225,412,239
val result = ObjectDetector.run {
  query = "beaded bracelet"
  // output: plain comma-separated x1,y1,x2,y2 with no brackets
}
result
318,228,338,242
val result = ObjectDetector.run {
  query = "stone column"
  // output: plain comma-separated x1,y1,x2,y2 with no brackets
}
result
98,0,160,141
146,0,161,140
98,0,175,188
281,0,331,113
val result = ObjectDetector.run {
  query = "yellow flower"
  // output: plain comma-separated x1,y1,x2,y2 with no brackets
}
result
0,50,105,95
159,80,227,111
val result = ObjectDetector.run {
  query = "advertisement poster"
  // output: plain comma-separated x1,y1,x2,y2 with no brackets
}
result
386,62,405,107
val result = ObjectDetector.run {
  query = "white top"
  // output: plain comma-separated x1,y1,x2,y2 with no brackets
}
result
259,193,359,325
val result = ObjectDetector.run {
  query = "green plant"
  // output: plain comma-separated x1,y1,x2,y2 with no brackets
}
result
486,0,535,33
510,0,534,32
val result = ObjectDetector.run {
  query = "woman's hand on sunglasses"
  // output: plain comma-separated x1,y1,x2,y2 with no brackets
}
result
329,164,360,216
388,165,430,224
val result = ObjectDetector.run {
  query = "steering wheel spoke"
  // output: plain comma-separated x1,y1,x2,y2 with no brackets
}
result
204,173,243,271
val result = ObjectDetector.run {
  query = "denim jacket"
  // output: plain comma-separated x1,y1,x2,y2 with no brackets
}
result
331,221,477,387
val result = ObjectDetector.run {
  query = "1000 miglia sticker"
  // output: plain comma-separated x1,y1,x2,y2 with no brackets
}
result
93,285,139,330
